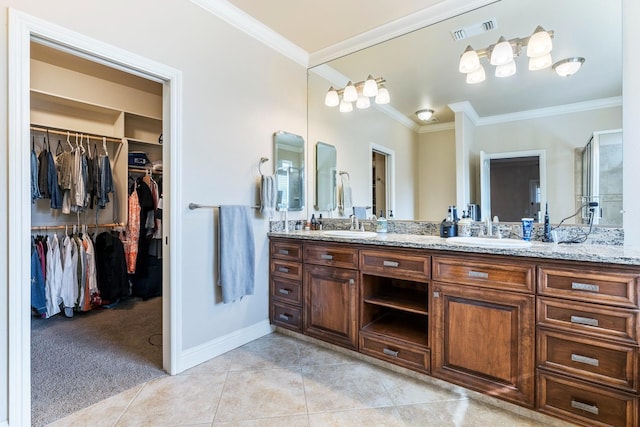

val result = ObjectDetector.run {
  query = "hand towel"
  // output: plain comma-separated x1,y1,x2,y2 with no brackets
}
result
353,206,367,219
260,175,276,218
339,174,353,216
218,205,255,303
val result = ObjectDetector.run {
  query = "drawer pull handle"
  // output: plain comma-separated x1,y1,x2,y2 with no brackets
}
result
278,288,291,295
321,254,334,260
571,353,599,367
383,261,399,267
571,400,599,415
383,348,399,357
469,270,489,279
570,315,599,327
278,313,291,321
278,249,290,255
278,267,290,273
571,282,600,293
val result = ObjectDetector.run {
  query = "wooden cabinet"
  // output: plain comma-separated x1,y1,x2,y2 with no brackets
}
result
269,239,303,331
536,262,640,426
359,249,431,373
431,282,535,407
303,243,359,349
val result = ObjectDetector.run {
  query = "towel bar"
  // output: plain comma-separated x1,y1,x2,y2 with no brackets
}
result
189,203,260,210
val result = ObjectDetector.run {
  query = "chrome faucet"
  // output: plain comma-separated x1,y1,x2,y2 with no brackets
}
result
485,217,492,237
350,215,359,231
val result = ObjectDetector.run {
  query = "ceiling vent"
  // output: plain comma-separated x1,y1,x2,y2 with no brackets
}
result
451,18,497,41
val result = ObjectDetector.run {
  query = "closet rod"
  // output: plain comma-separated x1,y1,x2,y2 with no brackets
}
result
31,222,124,231
189,203,260,210
30,124,123,144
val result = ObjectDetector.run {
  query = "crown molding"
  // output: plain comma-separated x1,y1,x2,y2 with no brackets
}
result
418,121,456,133
190,0,309,67
476,96,622,125
308,0,496,67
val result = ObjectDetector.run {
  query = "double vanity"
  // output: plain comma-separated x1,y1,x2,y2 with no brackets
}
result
269,230,640,427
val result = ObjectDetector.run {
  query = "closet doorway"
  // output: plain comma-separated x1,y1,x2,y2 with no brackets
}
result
370,143,395,219
8,11,182,426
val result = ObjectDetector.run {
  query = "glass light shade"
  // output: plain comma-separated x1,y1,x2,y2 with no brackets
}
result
356,94,370,109
374,85,390,104
362,75,379,97
495,60,516,78
342,81,358,102
459,46,480,73
466,64,486,84
416,109,434,121
490,37,514,66
553,57,585,77
529,53,552,71
324,87,339,107
527,26,553,58
339,100,353,112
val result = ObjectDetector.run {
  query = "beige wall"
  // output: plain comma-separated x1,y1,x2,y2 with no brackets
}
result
417,128,456,221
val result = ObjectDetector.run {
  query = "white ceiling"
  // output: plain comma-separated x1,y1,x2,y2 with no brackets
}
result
219,0,622,128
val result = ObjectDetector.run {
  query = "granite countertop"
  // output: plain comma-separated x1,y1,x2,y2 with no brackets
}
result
268,230,640,266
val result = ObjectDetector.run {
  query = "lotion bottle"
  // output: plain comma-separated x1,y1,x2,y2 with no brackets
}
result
376,210,388,233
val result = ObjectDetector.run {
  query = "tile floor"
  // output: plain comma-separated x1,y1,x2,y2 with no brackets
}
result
48,332,575,426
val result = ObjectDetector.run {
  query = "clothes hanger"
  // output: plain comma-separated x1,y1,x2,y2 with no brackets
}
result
86,135,92,157
102,137,108,157
66,131,73,151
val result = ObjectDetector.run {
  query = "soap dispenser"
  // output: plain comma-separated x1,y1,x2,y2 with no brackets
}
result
543,203,551,242
376,210,388,233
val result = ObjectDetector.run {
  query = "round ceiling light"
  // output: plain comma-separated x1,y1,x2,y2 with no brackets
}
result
416,109,435,121
553,57,585,77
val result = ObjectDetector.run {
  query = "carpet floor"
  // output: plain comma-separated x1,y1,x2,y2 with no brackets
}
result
31,296,166,427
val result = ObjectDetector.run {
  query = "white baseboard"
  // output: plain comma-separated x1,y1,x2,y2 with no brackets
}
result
176,320,275,374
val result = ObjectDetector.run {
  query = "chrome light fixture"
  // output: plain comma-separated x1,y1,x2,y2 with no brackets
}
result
416,109,435,121
553,57,585,77
324,76,389,112
458,26,558,83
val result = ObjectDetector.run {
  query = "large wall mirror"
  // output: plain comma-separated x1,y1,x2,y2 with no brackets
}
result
274,130,305,211
307,0,622,225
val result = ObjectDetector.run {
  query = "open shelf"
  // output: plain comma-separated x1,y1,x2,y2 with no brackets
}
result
362,311,428,348
364,287,428,315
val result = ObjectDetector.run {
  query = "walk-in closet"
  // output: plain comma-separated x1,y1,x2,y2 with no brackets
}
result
29,41,166,426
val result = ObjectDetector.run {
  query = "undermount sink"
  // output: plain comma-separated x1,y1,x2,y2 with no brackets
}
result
322,230,378,238
445,236,532,249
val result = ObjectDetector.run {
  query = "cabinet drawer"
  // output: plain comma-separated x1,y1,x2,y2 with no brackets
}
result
360,249,430,281
537,328,638,392
432,256,534,292
270,259,302,281
538,371,637,427
538,265,639,308
271,276,302,305
538,297,639,344
270,239,302,261
271,301,302,331
304,244,358,269
360,332,430,373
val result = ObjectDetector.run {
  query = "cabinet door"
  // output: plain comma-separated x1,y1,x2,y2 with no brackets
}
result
432,283,535,407
304,264,358,349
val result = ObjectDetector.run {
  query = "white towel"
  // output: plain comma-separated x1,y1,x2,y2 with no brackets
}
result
339,174,353,216
260,175,276,218
218,205,255,303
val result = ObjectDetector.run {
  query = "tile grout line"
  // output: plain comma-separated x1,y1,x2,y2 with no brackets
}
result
111,382,148,427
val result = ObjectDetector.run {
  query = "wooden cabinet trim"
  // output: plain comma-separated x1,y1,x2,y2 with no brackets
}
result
303,243,359,269
360,249,430,281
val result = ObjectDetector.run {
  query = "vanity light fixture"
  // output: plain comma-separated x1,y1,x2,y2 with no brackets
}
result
553,57,585,77
416,109,435,121
458,26,554,83
324,76,389,112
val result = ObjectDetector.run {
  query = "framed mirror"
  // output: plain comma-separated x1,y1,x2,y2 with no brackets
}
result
315,142,337,211
274,130,305,211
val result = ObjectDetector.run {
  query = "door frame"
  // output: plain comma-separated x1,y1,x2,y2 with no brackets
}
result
8,10,183,425
370,143,395,217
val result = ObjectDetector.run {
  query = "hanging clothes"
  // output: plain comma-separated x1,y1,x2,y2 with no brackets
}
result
47,139,63,209
37,138,50,199
45,234,63,318
31,239,47,316
122,182,141,274
60,234,76,317
31,144,42,203
95,231,129,303
98,154,114,208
